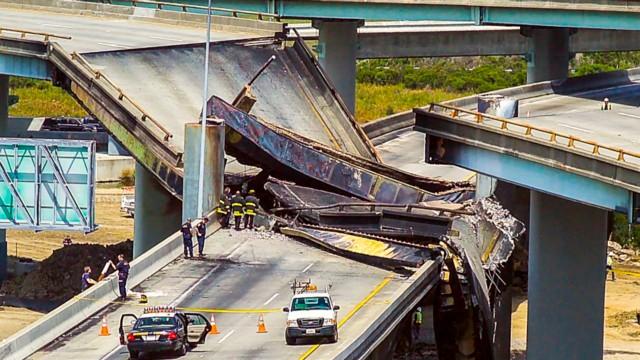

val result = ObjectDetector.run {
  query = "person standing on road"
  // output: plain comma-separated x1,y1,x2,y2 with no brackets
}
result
231,191,245,231
196,216,209,257
607,252,616,281
81,266,97,291
412,307,423,344
181,219,194,258
110,254,130,301
216,194,230,228
244,189,259,230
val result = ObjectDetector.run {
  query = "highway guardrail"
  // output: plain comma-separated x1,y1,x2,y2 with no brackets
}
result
428,103,640,167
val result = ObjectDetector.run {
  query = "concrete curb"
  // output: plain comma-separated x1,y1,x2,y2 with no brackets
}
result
333,259,442,360
0,0,282,36
0,214,220,360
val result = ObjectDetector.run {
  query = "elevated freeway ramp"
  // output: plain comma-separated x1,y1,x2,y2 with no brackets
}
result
29,229,438,360
82,38,377,159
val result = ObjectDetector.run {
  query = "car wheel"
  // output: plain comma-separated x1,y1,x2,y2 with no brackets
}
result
128,350,139,359
329,331,338,343
285,335,296,345
176,342,187,356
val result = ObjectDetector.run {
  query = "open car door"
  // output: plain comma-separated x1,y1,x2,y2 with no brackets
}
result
119,314,138,345
184,313,211,345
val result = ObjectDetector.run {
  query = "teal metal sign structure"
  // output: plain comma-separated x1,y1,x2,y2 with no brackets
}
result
0,139,96,232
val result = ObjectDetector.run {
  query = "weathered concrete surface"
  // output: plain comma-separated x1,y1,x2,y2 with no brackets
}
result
95,154,134,182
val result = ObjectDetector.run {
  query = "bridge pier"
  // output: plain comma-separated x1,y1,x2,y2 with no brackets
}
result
523,27,570,83
0,75,7,280
312,20,361,114
133,162,181,258
182,122,225,221
527,190,607,360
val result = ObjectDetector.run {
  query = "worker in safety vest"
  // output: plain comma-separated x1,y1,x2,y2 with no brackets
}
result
216,189,230,228
412,307,423,343
244,189,259,230
231,190,245,231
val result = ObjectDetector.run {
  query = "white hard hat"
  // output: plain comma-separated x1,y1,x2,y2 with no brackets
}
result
416,307,422,312
604,97,609,102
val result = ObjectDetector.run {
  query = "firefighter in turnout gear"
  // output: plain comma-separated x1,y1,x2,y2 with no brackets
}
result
244,189,259,230
231,191,245,231
215,190,230,228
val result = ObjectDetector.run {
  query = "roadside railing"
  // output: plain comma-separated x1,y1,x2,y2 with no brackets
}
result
91,0,280,21
428,103,640,166
0,27,71,41
67,50,174,141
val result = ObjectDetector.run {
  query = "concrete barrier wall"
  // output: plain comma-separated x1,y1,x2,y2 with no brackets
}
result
334,259,441,360
0,0,282,35
0,215,220,360
96,154,134,182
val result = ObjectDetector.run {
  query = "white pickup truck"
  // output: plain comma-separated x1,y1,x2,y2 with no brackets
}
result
121,194,135,217
283,287,340,345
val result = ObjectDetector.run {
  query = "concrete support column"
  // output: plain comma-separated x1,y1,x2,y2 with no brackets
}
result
313,20,361,114
133,163,181,258
523,27,570,83
182,121,225,221
0,75,8,280
527,191,607,360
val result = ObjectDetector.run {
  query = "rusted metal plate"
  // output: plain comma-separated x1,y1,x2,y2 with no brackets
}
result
281,226,432,268
209,96,473,204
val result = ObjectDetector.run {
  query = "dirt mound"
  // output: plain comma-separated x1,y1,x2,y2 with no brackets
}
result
2,240,132,302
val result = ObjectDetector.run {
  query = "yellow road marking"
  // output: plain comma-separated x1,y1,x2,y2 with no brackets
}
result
464,172,477,182
298,277,393,360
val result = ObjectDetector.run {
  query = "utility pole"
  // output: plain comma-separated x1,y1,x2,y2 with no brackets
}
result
197,0,213,218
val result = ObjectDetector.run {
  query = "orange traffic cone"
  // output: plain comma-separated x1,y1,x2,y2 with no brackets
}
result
256,313,267,333
99,315,110,336
209,314,220,335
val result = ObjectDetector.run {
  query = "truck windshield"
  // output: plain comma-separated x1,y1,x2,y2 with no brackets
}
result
134,316,176,329
292,296,331,311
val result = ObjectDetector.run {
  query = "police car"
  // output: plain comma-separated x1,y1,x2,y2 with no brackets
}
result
283,280,340,345
119,306,211,358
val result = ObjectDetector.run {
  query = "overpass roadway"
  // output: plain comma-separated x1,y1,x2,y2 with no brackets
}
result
0,5,251,52
30,229,419,360
96,0,640,30
412,69,640,359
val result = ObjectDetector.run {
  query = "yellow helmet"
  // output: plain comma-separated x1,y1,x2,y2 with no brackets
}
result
249,189,256,194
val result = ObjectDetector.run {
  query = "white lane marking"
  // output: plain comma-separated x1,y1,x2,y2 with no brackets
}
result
225,241,246,259
169,265,219,307
302,263,314,273
99,345,125,360
149,35,184,42
263,293,279,306
618,112,640,120
41,23,73,29
217,329,236,344
558,123,594,134
96,42,128,49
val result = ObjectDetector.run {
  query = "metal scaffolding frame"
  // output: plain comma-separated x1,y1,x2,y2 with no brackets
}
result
0,138,96,232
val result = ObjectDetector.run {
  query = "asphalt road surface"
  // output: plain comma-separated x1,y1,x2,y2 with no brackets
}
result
30,229,410,360
517,82,640,157
0,5,252,53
